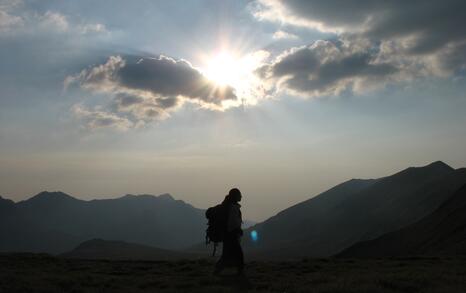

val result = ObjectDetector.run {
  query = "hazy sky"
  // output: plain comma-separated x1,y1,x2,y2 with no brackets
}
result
1,0,466,221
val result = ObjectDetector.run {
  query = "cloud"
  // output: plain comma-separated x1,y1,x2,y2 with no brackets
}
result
67,55,238,129
38,11,69,32
72,105,133,131
252,0,466,97
35,11,107,34
258,40,398,97
0,3,107,36
0,9,22,32
272,30,298,40
0,0,23,32
0,2,112,116
66,55,125,92
253,0,466,41
0,0,22,13
114,93,144,108
118,56,236,105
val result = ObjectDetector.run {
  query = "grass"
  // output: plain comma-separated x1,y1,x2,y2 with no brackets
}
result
1,254,466,292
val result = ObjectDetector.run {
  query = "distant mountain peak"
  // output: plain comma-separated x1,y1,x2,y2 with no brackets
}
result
158,193,174,200
427,161,453,171
120,193,174,201
75,238,109,249
29,191,76,201
396,161,454,178
121,194,140,199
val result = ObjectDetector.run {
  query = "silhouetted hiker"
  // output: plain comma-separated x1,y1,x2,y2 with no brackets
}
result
206,188,244,275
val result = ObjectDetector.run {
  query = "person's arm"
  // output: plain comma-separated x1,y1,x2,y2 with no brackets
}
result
227,205,242,234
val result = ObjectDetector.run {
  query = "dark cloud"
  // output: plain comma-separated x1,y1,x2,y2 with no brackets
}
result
118,56,236,105
254,0,382,30
71,55,236,106
256,0,466,54
157,97,179,109
438,42,466,74
259,40,397,97
68,55,237,129
253,0,466,96
114,93,144,108
272,46,319,77
363,1,466,54
256,0,466,44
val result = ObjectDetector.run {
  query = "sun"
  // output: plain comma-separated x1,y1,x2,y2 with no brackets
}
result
203,52,244,87
200,49,269,107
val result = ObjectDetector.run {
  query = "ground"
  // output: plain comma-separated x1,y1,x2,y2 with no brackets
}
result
1,254,466,292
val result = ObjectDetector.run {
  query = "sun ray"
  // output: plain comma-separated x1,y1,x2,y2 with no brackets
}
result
200,49,269,109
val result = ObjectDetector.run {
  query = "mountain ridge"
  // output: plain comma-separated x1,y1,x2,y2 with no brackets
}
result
2,161,466,259
338,182,466,257
242,161,465,258
0,192,206,254
19,191,178,204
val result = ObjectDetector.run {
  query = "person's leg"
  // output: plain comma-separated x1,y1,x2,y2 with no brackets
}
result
233,237,245,275
214,243,225,275
214,239,231,275
238,243,244,269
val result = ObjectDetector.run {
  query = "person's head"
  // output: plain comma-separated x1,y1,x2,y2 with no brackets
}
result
228,188,242,202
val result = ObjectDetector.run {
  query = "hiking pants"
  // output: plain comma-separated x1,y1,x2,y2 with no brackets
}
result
216,233,244,271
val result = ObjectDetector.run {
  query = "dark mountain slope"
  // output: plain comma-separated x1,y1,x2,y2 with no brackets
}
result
0,196,15,210
1,192,206,254
0,196,16,222
243,178,376,252
244,161,465,258
61,239,198,260
339,180,466,257
0,193,79,253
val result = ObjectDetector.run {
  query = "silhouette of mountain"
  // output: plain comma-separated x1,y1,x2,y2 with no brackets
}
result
0,195,18,236
243,161,466,258
0,192,205,254
338,182,466,257
0,195,14,206
4,161,466,259
0,196,15,215
61,239,198,260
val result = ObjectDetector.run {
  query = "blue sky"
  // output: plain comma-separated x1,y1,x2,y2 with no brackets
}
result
1,0,466,221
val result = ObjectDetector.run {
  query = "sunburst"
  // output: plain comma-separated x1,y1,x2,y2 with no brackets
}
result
200,49,269,108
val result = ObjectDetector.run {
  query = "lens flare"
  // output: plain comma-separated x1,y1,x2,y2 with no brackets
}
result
250,230,258,242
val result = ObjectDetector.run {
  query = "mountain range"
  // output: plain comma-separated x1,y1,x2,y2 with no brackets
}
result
242,161,466,258
2,161,466,259
0,192,206,254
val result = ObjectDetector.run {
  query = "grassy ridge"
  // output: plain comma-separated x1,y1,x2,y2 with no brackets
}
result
1,254,466,292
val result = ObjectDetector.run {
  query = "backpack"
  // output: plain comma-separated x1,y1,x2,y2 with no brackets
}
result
205,203,228,256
